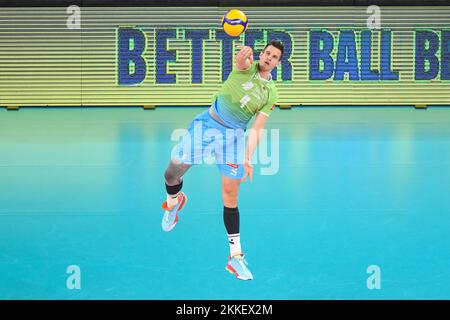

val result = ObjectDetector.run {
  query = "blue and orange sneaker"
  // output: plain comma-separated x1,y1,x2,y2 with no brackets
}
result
225,254,253,280
161,192,187,232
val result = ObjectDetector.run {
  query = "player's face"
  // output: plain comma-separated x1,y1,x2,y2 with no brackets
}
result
259,45,282,72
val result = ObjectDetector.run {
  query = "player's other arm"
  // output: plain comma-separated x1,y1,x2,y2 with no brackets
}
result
234,46,254,71
241,112,268,182
245,112,268,161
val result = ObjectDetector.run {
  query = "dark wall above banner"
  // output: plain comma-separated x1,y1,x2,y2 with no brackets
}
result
0,0,449,7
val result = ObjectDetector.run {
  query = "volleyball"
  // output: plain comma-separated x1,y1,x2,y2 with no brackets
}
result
221,9,248,37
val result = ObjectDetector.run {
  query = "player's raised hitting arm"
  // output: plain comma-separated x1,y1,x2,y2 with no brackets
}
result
235,46,254,71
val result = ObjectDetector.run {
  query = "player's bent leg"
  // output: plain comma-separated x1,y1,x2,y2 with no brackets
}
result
161,109,214,232
164,159,191,192
161,159,191,232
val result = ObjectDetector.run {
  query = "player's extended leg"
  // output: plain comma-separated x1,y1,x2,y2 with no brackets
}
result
161,159,191,232
222,175,253,280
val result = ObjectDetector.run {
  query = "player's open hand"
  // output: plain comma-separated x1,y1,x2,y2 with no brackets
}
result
241,158,253,183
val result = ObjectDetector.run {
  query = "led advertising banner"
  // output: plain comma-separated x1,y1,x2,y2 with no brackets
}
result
0,6,449,107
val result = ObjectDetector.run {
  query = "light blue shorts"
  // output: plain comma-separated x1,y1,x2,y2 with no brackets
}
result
171,110,246,179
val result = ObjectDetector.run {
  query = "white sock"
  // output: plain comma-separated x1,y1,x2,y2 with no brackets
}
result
166,193,180,208
228,233,242,257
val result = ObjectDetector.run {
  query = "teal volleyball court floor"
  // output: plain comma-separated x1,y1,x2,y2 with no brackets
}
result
0,106,449,299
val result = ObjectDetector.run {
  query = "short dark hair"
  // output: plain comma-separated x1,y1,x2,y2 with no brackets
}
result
263,40,284,59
